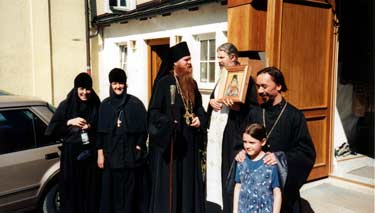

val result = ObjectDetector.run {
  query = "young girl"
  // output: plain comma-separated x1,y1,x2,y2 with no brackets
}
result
233,123,282,213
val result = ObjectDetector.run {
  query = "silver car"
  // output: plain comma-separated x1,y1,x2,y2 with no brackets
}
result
0,96,60,212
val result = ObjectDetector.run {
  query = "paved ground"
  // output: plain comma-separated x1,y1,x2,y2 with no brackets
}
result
301,177,374,213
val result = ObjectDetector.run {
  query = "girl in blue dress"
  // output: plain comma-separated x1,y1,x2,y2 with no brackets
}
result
233,123,282,213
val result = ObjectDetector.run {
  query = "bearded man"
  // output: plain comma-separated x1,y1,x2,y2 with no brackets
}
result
148,42,206,213
240,67,316,212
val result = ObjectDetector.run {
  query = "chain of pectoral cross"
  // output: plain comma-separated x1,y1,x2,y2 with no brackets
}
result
262,102,287,139
173,75,194,125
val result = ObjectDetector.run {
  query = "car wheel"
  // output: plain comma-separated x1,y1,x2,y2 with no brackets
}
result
42,184,60,213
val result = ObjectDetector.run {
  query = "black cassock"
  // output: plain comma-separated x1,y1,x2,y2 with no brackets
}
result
97,93,149,213
245,98,316,213
206,77,258,213
45,89,101,213
148,75,206,213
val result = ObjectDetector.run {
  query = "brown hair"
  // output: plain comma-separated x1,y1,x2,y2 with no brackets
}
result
243,123,267,141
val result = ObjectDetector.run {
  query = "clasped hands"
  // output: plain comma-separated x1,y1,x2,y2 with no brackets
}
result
67,117,90,130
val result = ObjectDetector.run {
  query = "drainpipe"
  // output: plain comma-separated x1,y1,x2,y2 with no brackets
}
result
85,0,91,75
47,0,55,105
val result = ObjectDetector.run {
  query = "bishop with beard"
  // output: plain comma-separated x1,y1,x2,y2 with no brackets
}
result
148,42,206,213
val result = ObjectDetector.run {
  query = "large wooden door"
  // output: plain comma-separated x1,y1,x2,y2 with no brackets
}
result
266,1,336,180
147,38,170,101
228,0,337,180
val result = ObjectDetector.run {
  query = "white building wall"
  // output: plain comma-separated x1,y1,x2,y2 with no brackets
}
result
99,3,228,108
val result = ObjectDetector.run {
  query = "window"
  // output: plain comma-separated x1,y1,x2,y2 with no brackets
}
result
198,36,216,84
0,109,52,154
109,0,136,11
119,44,128,73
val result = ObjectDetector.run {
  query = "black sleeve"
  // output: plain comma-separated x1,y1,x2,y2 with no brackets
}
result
284,111,316,189
134,101,148,148
148,80,172,152
44,101,69,140
96,101,110,150
96,132,105,150
240,77,258,119
194,81,207,131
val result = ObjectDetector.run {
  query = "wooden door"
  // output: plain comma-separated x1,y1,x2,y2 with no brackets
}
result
147,38,170,101
266,1,336,180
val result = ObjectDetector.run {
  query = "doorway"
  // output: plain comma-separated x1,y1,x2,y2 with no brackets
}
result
331,0,374,187
146,38,170,101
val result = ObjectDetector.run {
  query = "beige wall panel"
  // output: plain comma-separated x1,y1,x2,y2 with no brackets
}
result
137,0,153,4
50,0,87,105
0,0,87,106
0,0,33,95
90,37,101,94
30,0,53,103
280,3,331,109
96,0,105,15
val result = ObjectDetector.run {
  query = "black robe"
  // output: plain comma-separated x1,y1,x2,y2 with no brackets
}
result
96,93,149,213
148,75,206,213
245,99,316,212
45,88,101,213
206,77,258,213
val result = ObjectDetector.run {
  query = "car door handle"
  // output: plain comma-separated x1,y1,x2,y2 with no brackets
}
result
45,152,59,160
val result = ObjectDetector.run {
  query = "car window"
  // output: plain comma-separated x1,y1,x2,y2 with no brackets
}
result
0,109,55,154
0,109,35,154
33,112,55,147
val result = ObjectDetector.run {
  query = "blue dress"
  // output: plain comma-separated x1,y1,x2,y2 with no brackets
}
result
235,155,280,213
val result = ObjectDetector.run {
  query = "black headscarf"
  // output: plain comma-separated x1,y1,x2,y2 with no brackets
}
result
109,68,127,84
108,68,127,98
74,72,93,89
97,67,147,140
65,73,100,122
45,72,100,139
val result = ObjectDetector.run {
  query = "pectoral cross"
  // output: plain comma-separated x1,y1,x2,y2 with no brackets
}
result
117,111,123,127
117,118,122,127
184,111,194,125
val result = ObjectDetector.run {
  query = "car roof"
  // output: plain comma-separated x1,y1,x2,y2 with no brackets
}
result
0,95,48,108
0,89,12,96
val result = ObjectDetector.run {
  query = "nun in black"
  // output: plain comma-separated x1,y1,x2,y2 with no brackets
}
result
45,72,101,213
97,68,149,213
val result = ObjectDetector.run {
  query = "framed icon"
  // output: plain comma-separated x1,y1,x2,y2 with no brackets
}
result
217,59,263,103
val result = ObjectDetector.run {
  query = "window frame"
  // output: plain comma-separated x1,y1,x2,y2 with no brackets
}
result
110,0,136,11
118,43,128,74
194,33,219,89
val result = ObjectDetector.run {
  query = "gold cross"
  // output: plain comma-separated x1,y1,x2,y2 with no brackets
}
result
184,111,194,125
